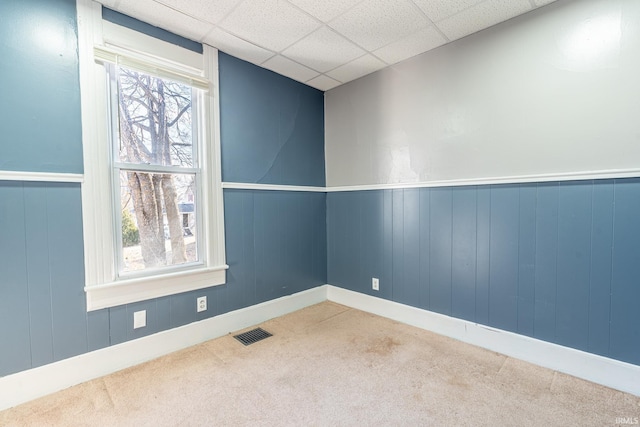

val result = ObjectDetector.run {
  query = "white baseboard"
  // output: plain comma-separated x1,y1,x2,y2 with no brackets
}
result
0,286,327,411
326,285,640,397
3,284,638,412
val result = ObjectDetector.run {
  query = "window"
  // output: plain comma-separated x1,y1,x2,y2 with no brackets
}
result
77,0,226,311
112,66,201,275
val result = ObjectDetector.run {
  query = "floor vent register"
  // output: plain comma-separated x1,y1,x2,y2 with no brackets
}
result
233,327,273,346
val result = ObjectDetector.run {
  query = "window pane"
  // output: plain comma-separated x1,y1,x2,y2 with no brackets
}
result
116,67,194,167
119,171,198,273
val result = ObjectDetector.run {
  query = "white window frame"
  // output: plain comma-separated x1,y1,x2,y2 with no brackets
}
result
77,0,226,311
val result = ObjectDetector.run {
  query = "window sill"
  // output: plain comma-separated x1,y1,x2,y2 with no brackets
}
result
85,265,228,311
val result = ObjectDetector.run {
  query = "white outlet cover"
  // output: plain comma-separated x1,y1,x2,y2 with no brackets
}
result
133,310,146,329
197,296,207,312
372,277,379,291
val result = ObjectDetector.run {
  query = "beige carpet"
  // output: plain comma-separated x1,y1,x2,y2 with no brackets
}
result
1,302,638,426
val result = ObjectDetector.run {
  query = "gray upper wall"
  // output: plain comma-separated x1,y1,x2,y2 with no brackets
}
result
325,0,640,187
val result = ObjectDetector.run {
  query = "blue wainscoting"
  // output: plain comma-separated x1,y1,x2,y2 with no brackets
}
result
94,189,327,347
219,53,325,187
327,179,640,366
222,189,327,309
0,182,86,376
0,182,327,377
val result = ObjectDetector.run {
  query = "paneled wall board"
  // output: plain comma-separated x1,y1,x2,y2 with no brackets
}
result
0,182,87,376
0,184,327,378
610,178,640,362
327,179,640,366
0,183,32,376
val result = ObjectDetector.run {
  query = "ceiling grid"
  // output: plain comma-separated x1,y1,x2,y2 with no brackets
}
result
99,0,559,91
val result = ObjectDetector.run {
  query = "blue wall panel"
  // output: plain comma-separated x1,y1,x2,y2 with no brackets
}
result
418,189,431,310
451,187,477,322
475,187,491,326
0,182,32,376
610,179,640,363
533,183,558,343
556,182,592,351
488,185,519,331
517,184,537,336
0,182,88,375
588,180,614,357
391,190,405,303
23,184,55,368
46,184,87,361
401,189,421,306
224,189,327,311
0,0,83,173
327,178,640,366
381,190,394,302
429,188,453,316
219,53,325,187
87,310,110,352
360,191,383,297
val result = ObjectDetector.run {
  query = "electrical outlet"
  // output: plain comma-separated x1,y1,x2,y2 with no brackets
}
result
372,277,379,291
133,310,146,329
197,296,207,312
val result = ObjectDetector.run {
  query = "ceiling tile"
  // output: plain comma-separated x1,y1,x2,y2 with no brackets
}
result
203,28,275,64
99,0,119,7
157,0,243,24
115,0,214,42
329,0,428,51
282,27,365,73
306,75,341,91
533,0,558,6
218,0,322,52
373,26,447,65
326,54,385,83
262,55,320,82
287,0,363,22
436,0,532,41
412,0,484,23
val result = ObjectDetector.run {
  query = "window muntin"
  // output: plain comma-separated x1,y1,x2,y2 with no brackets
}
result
111,65,202,277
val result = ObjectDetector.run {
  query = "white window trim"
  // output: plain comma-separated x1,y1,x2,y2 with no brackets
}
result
77,0,226,312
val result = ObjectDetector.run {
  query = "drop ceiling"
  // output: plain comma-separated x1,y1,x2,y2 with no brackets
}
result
98,0,559,91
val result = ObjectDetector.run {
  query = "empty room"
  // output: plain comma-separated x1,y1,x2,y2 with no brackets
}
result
1,0,639,425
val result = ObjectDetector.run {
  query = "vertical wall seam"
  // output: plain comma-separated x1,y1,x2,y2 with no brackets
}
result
450,188,453,314
45,184,57,360
487,185,494,326
587,181,594,351
608,180,616,357
532,183,538,338
516,185,521,333
473,187,478,321
417,189,422,306
21,183,34,369
428,189,432,309
554,182,560,343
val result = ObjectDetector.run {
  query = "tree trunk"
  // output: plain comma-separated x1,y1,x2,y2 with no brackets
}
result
161,174,187,264
128,171,166,268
